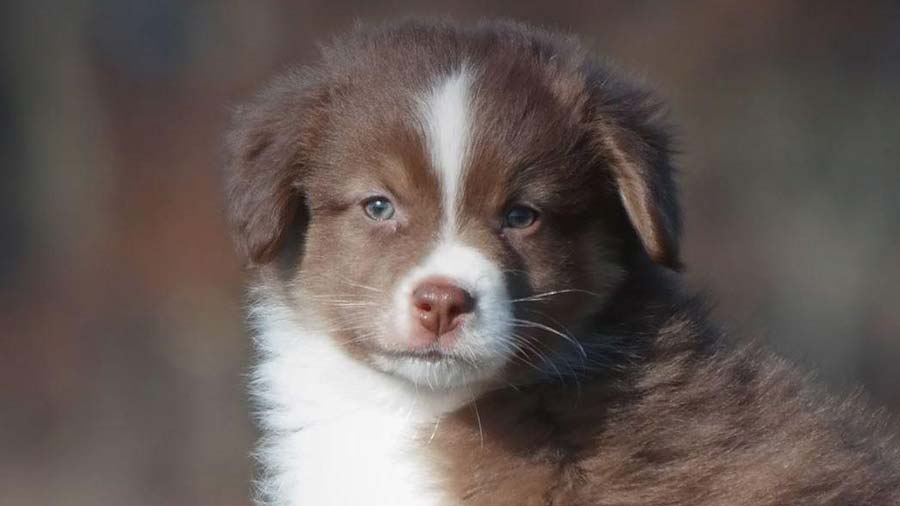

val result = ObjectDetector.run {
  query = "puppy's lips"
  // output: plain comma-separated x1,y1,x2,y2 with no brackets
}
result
379,349,456,363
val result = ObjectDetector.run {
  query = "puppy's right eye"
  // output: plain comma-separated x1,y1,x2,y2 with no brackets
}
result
363,197,395,221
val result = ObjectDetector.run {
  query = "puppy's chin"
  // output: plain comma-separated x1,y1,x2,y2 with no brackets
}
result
369,349,507,390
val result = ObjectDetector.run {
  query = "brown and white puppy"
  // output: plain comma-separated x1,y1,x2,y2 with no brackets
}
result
225,20,900,506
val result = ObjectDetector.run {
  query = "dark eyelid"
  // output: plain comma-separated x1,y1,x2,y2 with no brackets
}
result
505,200,541,214
357,188,399,205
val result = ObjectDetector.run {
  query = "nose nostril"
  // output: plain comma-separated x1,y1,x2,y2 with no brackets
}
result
447,298,473,321
456,292,476,315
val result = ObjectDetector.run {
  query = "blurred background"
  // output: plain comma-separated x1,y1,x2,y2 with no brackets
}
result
2,1,898,505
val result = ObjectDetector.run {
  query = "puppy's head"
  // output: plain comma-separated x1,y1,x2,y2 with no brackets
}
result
226,22,680,390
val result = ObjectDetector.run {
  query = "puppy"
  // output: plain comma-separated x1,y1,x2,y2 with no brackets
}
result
225,20,900,506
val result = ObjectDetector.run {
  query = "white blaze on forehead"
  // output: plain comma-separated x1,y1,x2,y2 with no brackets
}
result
395,69,515,389
418,69,473,234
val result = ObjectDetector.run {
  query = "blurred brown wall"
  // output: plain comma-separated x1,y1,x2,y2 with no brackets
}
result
2,1,898,505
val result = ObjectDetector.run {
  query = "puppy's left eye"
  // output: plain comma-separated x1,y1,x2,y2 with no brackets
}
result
363,197,395,221
504,205,539,229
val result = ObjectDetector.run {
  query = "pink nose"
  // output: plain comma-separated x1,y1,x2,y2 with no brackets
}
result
411,279,476,337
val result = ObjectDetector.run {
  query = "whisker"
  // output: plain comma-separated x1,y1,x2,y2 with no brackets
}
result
427,417,441,444
514,330,596,390
504,341,553,376
315,302,379,308
509,318,587,359
307,294,381,302
508,334,566,383
471,396,484,450
519,308,586,362
340,333,379,345
333,276,384,294
511,288,606,303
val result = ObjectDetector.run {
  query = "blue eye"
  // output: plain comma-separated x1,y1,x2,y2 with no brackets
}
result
504,205,539,229
363,197,395,221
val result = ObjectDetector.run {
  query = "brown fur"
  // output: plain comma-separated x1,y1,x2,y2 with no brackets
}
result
431,267,900,505
225,19,900,505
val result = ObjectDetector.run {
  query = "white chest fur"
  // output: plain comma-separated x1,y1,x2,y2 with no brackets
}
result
251,301,468,506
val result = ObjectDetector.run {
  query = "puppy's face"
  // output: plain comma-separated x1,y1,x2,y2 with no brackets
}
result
227,25,680,390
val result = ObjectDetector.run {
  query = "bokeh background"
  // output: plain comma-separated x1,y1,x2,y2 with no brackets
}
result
2,1,899,505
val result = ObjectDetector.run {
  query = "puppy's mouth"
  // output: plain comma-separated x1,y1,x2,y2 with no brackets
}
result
368,332,510,389
377,348,462,364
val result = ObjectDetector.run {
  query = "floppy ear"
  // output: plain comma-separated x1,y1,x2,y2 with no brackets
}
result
224,70,326,266
588,78,682,270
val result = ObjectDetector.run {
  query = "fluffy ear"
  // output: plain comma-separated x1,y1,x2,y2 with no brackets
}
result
224,71,326,266
588,78,682,270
